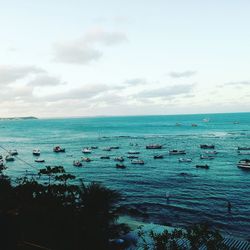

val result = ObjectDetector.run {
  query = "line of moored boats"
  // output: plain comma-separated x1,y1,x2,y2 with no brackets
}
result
0,144,249,170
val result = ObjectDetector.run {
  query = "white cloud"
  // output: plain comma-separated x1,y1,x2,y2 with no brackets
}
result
28,74,66,87
0,65,44,84
53,28,127,64
169,71,196,78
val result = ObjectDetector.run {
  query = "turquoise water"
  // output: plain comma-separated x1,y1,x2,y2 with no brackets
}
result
0,112,250,239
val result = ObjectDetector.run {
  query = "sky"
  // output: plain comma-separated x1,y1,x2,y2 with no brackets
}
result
0,0,249,118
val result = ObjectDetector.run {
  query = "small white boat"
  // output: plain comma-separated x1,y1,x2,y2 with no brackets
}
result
82,148,92,154
200,155,214,160
179,158,192,163
169,150,186,155
81,157,91,162
73,160,83,167
35,158,45,163
203,118,210,122
205,150,218,155
238,151,250,155
0,159,4,167
131,159,144,165
128,151,140,154
237,159,250,170
9,149,18,156
33,149,41,156
110,146,119,149
114,157,124,162
103,147,112,151
5,155,15,162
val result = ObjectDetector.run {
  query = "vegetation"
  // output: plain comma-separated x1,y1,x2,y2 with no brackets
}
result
0,166,129,250
138,223,228,250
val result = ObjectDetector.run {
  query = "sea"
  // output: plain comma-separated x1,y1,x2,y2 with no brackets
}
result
0,112,250,239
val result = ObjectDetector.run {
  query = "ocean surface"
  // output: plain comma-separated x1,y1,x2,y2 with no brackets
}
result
0,113,250,239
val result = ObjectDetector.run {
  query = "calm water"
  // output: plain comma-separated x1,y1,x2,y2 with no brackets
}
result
0,113,250,239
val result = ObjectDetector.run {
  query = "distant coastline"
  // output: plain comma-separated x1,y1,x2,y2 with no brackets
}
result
0,116,38,120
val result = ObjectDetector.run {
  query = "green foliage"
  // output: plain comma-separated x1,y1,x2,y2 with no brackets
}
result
0,166,127,250
138,223,228,250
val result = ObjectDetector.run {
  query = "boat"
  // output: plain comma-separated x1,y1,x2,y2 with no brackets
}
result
5,155,15,162
35,158,45,163
238,151,250,155
100,156,110,159
203,118,210,122
146,144,163,149
9,149,18,156
114,157,124,162
169,150,186,155
33,149,41,156
191,124,198,127
0,155,2,160
238,147,250,151
127,155,139,159
178,158,192,163
81,157,91,162
73,161,83,167
0,160,4,167
110,146,119,149
116,164,126,169
90,146,98,149
131,159,144,165
128,151,140,154
103,147,112,151
154,155,164,159
237,159,250,168
200,144,215,149
205,150,218,155
82,148,92,154
53,146,65,153
196,164,209,169
200,155,214,160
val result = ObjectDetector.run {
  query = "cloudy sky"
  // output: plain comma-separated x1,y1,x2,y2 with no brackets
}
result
0,0,249,118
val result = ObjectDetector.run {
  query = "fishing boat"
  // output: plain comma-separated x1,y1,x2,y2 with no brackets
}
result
0,159,4,167
33,149,41,156
103,147,112,151
128,151,140,154
196,164,209,169
200,144,215,149
5,155,15,162
100,156,110,159
127,155,139,159
82,148,92,154
9,149,18,156
114,157,124,162
73,161,82,167
146,144,163,149
237,159,250,170
53,146,65,153
116,164,126,169
131,159,144,165
169,150,186,155
154,155,164,159
200,155,214,160
81,157,91,162
205,150,218,155
178,158,192,163
238,151,250,155
35,158,45,163
238,147,250,151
